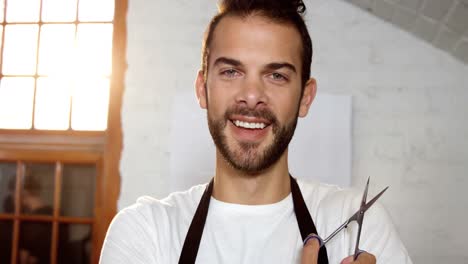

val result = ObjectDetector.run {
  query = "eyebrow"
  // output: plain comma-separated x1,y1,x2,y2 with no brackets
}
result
264,62,297,73
212,57,297,73
213,57,243,68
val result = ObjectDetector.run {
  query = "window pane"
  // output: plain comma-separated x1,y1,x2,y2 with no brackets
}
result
0,162,16,214
2,25,39,75
61,164,96,217
6,0,40,22
78,0,114,22
0,77,35,129
38,24,76,75
22,163,55,216
34,77,72,130
0,220,13,263
0,26,3,57
42,0,77,22
0,1,4,22
58,224,92,264
19,220,52,263
76,24,113,76
71,78,109,131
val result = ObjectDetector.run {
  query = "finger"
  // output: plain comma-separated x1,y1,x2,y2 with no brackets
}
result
340,255,354,264
354,252,376,264
301,234,320,264
340,252,376,264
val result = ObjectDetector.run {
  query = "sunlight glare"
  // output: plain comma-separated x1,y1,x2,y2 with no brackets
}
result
34,78,72,130
0,0,115,131
0,1,4,22
38,25,75,76
79,0,114,22
6,0,40,22
71,78,109,131
0,78,35,129
2,25,39,75
42,0,77,22
76,24,113,76
0,27,2,54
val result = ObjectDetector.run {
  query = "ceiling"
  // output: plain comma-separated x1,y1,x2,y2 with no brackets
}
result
345,0,468,64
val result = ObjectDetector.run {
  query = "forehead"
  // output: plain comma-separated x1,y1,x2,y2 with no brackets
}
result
209,15,303,70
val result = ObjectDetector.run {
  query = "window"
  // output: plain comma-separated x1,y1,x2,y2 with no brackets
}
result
0,160,99,263
0,0,115,131
0,0,126,263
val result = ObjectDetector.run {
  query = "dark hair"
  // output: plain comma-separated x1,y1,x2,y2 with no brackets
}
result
201,0,313,87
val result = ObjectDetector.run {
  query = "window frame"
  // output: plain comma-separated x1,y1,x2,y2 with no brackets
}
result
0,155,102,264
0,0,127,262
0,0,119,133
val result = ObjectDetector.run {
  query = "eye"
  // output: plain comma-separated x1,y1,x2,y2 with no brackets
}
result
220,68,241,78
269,72,288,82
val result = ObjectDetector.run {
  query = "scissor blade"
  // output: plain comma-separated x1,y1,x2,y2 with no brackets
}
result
361,186,389,213
321,183,389,247
330,185,389,227
353,213,364,260
360,177,370,207
322,218,352,245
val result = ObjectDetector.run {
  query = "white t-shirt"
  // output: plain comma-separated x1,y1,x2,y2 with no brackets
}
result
100,179,412,264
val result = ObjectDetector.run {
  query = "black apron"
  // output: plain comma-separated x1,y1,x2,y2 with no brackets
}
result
178,175,329,264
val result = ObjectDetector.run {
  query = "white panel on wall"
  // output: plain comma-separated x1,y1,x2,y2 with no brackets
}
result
289,93,352,187
168,92,351,192
169,90,216,192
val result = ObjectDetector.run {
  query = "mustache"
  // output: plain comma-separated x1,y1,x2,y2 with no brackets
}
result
224,105,277,124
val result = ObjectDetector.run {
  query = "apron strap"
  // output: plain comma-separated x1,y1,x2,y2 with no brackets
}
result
178,178,213,264
178,176,329,264
290,175,329,264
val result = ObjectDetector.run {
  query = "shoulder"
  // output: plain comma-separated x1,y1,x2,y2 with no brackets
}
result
295,177,346,216
296,177,374,218
135,183,207,218
100,183,208,264
297,177,391,230
297,178,412,263
112,183,207,233
296,178,343,201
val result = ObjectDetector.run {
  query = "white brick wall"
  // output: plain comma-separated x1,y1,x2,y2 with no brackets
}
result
121,0,468,262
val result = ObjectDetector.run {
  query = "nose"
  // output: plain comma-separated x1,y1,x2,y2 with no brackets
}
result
235,76,267,109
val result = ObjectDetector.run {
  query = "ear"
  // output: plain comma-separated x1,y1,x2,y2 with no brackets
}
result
298,78,317,118
195,70,208,109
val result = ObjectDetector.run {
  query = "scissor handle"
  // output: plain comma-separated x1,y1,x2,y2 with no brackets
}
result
354,249,367,260
303,233,324,247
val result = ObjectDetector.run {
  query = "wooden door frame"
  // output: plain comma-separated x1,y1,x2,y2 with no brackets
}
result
93,0,127,262
0,0,128,262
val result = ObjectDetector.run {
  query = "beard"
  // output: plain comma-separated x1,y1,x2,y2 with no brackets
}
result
207,105,299,174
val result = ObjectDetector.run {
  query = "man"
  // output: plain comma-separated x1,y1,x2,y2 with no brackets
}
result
100,0,412,263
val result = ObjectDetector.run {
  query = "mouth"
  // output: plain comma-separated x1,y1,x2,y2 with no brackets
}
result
227,116,273,143
231,119,268,130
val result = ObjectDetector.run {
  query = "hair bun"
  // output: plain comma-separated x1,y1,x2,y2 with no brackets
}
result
219,0,307,15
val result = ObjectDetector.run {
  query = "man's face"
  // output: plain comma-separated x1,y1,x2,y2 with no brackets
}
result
196,15,315,174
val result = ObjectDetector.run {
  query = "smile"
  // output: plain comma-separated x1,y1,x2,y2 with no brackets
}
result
232,120,267,129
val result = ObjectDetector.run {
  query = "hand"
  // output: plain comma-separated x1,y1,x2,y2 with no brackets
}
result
301,234,376,264
340,252,376,264
301,234,321,264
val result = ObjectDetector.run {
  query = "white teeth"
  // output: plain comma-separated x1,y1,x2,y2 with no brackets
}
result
233,120,266,129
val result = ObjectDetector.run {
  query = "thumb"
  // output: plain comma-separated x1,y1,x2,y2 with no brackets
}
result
301,234,320,264
340,255,353,264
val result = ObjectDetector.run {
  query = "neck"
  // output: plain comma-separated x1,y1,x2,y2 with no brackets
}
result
212,150,291,205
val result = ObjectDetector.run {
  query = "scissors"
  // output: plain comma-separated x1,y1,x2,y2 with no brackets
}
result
304,178,389,260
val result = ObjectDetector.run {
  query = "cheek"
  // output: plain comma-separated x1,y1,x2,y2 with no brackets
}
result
268,91,302,121
206,81,238,111
206,89,229,118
